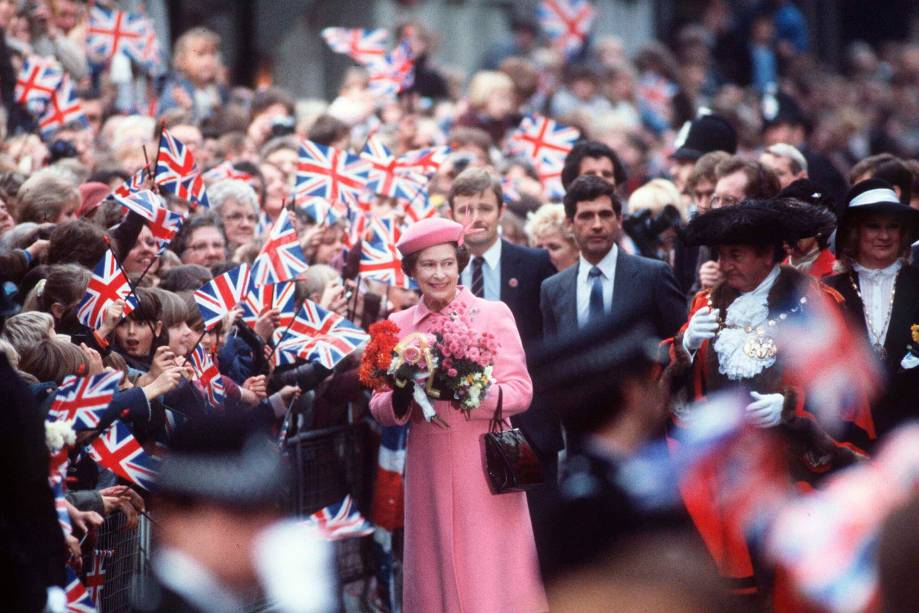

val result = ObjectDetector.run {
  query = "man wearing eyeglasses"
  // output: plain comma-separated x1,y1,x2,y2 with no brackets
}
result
697,157,781,289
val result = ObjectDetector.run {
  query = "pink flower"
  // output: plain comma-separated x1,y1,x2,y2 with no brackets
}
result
402,345,422,365
467,347,481,363
447,368,458,377
442,358,453,369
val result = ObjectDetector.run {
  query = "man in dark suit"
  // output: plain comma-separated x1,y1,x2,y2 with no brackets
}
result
448,167,562,560
541,175,687,342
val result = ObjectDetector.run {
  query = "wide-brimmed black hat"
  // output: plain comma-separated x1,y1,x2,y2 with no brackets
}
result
682,198,836,248
155,415,287,508
670,113,737,162
777,178,836,213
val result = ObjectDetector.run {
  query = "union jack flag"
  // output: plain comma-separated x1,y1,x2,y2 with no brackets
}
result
52,478,72,536
274,300,368,369
49,371,123,431
295,140,369,206
188,344,225,407
194,264,251,330
538,0,596,59
89,420,159,490
14,56,63,115
506,114,580,169
203,161,254,185
86,4,160,73
155,129,209,209
397,146,451,177
636,72,678,120
321,27,390,65
343,209,369,251
366,38,415,99
84,549,113,605
305,494,374,541
109,167,149,202
65,566,96,612
361,136,428,201
360,216,415,289
111,189,184,255
401,189,436,224
296,196,346,227
76,249,137,330
241,278,296,328
38,75,88,138
250,209,309,287
534,158,566,202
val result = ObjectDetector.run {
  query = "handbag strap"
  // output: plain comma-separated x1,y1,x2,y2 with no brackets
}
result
489,386,505,434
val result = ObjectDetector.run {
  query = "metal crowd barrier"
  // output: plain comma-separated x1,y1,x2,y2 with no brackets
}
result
80,510,151,612
285,422,376,586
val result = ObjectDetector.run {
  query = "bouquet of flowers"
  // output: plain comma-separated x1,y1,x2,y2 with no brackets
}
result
359,304,499,424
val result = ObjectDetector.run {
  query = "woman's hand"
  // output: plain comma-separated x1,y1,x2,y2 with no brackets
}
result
319,279,348,316
148,346,176,379
243,375,267,400
222,307,243,336
79,343,103,376
254,308,280,342
97,299,125,338
142,365,184,400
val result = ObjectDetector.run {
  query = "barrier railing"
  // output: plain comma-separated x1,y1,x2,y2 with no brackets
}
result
80,511,151,612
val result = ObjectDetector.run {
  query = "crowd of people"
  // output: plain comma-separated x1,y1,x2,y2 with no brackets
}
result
3,0,919,612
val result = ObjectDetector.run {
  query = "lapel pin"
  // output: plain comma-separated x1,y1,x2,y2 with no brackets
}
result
508,277,519,288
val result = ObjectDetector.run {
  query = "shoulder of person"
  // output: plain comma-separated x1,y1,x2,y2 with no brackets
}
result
620,251,669,274
541,264,575,292
387,306,415,330
503,239,550,263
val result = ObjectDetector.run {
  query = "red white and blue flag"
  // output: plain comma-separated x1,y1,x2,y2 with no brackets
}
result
194,264,251,330
86,4,162,74
305,494,374,541
274,300,368,369
401,189,436,224
250,209,309,287
203,161,255,186
360,216,415,289
321,27,390,65
538,0,596,59
49,371,123,431
14,56,63,115
296,196,347,227
188,344,226,407
112,189,184,255
38,75,87,138
506,114,580,169
366,38,415,99
84,549,113,606
241,279,296,329
77,249,137,330
89,420,159,490
155,129,209,209
295,140,369,206
65,566,96,612
109,167,149,203
51,478,72,536
361,136,428,202
397,146,450,177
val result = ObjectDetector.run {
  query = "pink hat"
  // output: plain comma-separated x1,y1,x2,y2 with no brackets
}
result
396,217,464,257
77,182,111,218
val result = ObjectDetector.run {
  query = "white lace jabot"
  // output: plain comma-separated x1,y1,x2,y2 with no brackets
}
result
713,266,781,380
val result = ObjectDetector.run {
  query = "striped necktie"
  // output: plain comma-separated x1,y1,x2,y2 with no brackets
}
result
472,256,485,298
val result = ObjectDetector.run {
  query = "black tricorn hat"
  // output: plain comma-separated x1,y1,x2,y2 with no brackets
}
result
155,415,287,508
670,113,737,162
682,198,837,248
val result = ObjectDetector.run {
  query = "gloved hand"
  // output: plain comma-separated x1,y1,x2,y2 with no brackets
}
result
392,379,415,416
745,391,785,428
683,306,720,352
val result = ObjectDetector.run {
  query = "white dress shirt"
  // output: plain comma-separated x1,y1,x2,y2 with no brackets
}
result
854,260,902,346
461,238,502,301
576,245,618,328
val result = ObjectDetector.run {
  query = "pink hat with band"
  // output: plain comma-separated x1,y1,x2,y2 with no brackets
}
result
396,217,464,257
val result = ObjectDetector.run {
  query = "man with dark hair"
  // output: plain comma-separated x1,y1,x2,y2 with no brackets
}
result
561,140,627,191
541,175,686,340
447,166,561,562
848,153,913,207
46,220,107,269
306,114,350,149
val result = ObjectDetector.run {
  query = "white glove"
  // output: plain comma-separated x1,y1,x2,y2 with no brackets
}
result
683,306,720,352
745,391,784,428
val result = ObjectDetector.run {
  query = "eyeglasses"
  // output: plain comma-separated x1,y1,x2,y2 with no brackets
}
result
224,212,259,223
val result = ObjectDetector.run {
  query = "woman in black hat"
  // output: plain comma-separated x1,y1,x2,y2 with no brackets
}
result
825,178,919,441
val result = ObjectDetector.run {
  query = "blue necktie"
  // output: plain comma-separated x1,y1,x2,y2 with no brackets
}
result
471,256,485,298
588,266,604,322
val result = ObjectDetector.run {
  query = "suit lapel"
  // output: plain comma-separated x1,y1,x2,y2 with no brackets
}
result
499,239,517,304
610,253,637,320
884,268,919,361
560,263,579,332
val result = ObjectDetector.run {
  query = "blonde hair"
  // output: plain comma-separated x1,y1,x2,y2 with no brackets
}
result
299,264,341,301
524,203,575,247
628,179,685,220
467,71,514,109
1,311,55,355
0,338,19,368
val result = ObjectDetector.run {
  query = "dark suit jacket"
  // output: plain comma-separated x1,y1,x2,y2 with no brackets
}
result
540,251,687,341
497,240,564,456
825,264,919,441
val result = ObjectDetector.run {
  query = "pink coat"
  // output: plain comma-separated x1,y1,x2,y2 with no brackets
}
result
371,287,547,613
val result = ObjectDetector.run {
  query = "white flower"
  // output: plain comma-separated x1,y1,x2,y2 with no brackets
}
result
45,419,75,453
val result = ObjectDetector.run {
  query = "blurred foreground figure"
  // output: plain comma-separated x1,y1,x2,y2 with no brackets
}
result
132,415,335,613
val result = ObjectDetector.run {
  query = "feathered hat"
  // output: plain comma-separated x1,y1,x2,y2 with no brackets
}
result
682,198,836,248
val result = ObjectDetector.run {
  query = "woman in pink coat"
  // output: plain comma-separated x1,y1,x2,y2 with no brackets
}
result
370,217,547,613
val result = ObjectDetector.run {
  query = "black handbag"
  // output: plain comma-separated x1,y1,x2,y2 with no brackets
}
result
483,387,544,494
